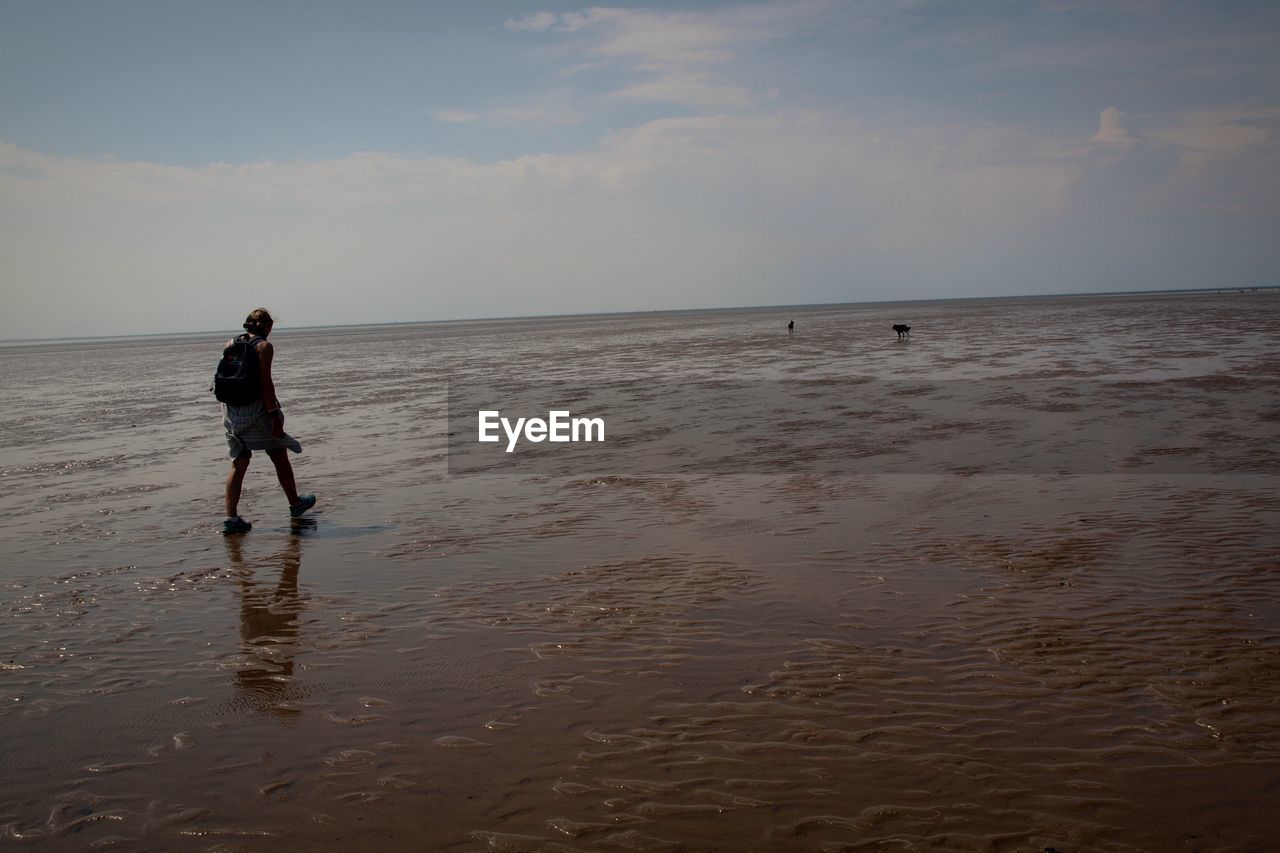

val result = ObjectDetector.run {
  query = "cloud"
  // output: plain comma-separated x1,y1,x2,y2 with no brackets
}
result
565,8,743,66
505,2,828,108
6,93,1279,339
612,72,756,109
1084,105,1278,181
0,110,1097,338
508,7,743,64
1092,107,1137,147
1146,107,1276,162
505,11,562,33
1138,107,1280,213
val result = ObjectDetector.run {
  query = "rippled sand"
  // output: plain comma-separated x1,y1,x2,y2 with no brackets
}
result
1,292,1278,851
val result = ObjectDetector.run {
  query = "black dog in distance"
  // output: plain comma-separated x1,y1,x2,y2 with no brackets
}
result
893,324,911,339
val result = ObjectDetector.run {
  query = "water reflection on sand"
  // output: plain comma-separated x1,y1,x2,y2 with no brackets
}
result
228,531,306,718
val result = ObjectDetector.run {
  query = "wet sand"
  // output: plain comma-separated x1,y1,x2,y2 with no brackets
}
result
1,292,1279,851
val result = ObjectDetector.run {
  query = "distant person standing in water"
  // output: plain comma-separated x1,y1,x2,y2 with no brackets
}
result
788,319,794,335
220,308,315,534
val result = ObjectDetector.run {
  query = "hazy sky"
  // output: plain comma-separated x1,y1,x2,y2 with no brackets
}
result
2,1,1278,338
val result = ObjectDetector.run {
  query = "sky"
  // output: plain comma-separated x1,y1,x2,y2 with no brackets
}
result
2,0,1278,338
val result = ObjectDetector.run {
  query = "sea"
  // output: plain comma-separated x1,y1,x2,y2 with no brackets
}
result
1,290,1278,851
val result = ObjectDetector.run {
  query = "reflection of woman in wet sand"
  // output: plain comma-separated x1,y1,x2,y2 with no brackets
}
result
224,533,307,718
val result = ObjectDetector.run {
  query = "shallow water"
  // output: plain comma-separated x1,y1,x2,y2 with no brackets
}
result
1,292,1279,851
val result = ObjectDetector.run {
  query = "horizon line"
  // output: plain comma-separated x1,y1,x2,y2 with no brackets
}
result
2,283,1275,346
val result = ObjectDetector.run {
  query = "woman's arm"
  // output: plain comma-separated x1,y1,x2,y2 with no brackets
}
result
256,340,284,436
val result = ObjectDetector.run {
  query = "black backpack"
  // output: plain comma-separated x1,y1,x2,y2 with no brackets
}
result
213,334,262,405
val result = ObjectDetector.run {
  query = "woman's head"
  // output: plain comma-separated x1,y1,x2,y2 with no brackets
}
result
243,308,274,337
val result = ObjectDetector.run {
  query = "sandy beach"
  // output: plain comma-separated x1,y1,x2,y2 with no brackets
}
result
2,291,1279,851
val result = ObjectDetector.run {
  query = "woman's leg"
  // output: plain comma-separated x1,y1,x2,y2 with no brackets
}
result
266,448,300,506
225,453,251,516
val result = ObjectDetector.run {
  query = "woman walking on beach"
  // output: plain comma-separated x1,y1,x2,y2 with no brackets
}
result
220,308,315,534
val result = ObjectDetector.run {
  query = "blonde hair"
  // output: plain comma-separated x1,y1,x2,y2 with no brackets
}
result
243,308,274,337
